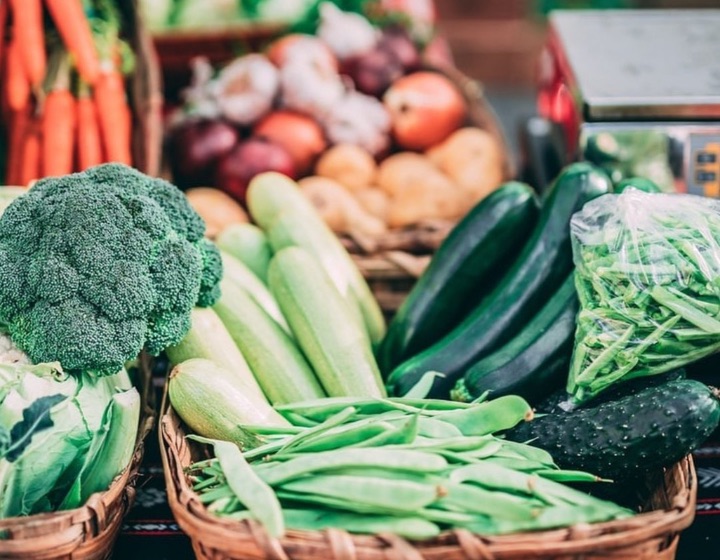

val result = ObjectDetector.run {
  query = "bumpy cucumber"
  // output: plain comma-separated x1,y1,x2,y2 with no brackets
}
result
378,182,539,374
507,378,720,480
387,163,612,398
535,368,686,415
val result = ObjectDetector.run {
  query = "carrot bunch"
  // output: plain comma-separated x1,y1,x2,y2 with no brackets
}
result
1,0,134,186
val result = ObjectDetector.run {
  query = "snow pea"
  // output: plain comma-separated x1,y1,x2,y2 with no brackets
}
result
436,395,533,435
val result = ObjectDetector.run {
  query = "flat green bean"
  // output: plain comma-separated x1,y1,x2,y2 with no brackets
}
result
436,395,533,436
438,483,543,521
198,485,234,504
276,407,358,454
279,474,440,511
416,417,463,439
258,448,448,486
212,439,285,537
282,508,441,540
650,286,720,333
352,415,418,448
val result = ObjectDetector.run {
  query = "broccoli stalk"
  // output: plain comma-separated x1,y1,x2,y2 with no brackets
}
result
0,163,222,376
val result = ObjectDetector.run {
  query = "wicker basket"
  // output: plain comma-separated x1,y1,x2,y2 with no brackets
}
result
0,0,163,179
0,355,155,560
160,396,697,560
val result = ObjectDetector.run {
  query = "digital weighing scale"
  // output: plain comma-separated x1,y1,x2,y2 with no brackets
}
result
538,9,720,195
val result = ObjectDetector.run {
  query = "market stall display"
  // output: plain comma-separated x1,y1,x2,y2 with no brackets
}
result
157,170,712,560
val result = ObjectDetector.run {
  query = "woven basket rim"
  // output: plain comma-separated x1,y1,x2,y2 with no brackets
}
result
159,392,697,560
0,354,155,558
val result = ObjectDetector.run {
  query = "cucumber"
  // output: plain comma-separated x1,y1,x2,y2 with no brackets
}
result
535,368,686,415
378,182,540,373
247,172,385,346
387,163,613,398
507,378,720,480
216,223,272,283
213,278,326,405
268,247,386,398
451,273,578,405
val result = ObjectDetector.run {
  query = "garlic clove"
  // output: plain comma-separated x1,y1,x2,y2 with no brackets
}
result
320,92,391,156
215,54,280,125
318,2,379,61
279,58,346,118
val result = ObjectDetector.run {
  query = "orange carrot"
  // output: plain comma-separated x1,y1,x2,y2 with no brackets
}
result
42,88,75,177
76,86,102,170
5,37,30,111
0,1,9,77
9,0,46,88
44,0,100,84
19,117,42,186
5,107,29,184
93,68,131,165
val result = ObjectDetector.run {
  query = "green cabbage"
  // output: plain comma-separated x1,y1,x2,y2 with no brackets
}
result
0,360,138,517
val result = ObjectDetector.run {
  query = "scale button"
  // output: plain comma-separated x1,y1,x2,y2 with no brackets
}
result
697,170,718,183
697,152,718,164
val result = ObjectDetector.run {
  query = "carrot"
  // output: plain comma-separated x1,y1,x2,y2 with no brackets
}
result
5,37,30,111
42,89,75,177
5,107,30,184
93,68,131,165
9,0,46,88
76,84,102,170
44,0,100,84
0,1,9,78
19,116,42,186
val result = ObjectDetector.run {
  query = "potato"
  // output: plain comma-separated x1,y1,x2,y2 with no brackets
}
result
315,143,377,191
376,152,439,197
386,173,465,228
298,176,387,238
375,151,465,227
426,127,504,204
354,187,390,222
185,187,249,239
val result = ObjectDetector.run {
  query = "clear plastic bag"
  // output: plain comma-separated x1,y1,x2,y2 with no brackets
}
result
568,188,720,403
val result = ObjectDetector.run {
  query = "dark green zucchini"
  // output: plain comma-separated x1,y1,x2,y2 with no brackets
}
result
450,273,578,406
507,378,720,480
386,163,613,398
378,182,540,374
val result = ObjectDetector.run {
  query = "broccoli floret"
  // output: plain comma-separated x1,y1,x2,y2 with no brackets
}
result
0,164,223,376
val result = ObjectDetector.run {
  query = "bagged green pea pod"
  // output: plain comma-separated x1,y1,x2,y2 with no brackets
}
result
568,187,720,403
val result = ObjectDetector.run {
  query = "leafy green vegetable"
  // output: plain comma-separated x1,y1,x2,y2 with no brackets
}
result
568,189,720,403
0,362,134,518
2,394,67,462
0,163,222,376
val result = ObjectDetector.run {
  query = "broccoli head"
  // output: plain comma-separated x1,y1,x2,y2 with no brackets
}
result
0,163,222,376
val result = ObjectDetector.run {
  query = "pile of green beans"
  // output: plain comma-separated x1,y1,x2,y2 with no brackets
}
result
188,394,632,539
568,190,720,404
